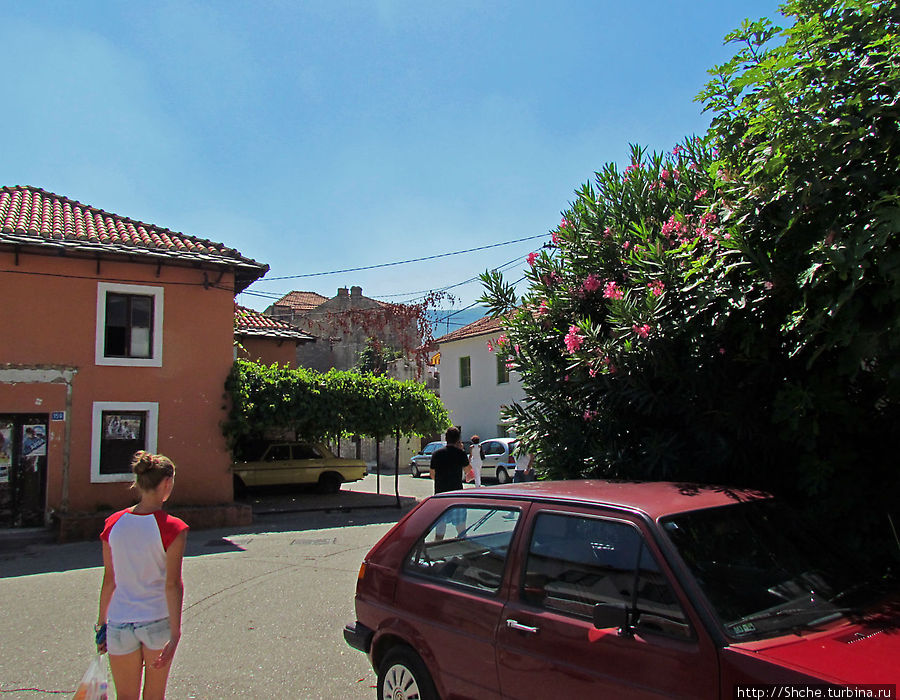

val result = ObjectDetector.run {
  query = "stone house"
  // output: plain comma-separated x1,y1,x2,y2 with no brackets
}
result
267,286,419,376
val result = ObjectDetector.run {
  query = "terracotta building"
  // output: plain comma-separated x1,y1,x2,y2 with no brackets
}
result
0,185,268,537
234,304,314,368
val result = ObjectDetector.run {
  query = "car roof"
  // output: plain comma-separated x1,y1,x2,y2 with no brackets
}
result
484,437,516,443
434,479,771,520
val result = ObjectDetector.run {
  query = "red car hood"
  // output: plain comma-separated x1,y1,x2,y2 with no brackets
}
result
733,611,900,684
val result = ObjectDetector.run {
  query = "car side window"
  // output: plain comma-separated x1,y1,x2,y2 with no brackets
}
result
292,444,321,459
405,506,520,594
521,512,692,639
267,445,291,461
483,441,503,456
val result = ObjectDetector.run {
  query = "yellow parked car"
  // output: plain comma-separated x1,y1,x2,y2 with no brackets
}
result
232,441,367,495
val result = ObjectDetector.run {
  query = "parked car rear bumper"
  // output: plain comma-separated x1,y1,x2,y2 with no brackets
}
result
343,620,374,653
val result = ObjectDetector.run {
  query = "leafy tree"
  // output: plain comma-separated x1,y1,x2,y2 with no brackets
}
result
356,337,403,375
481,0,900,561
224,359,449,452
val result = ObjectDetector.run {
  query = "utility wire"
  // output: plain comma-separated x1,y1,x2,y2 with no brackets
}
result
264,234,545,281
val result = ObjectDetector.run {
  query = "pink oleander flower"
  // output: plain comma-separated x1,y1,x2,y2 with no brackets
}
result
537,300,549,315
527,251,539,266
506,361,515,370
673,145,683,156
514,343,520,355
672,169,680,180
541,272,560,287
560,217,570,229
623,241,631,250
660,169,669,181
603,281,623,300
648,280,665,297
603,227,612,237
551,231,560,246
486,340,494,352
497,334,508,346
583,410,599,422
632,324,651,338
564,325,584,353
589,367,598,378
694,189,707,201
581,274,602,294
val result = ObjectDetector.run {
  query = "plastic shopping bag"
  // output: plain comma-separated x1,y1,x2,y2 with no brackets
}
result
73,654,108,700
464,466,475,483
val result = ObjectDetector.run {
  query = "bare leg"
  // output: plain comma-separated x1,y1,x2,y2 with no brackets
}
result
108,650,144,700
140,646,174,700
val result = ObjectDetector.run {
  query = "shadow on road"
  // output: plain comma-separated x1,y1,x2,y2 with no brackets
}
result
0,487,421,579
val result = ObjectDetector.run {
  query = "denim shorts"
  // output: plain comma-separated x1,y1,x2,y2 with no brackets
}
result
107,618,170,655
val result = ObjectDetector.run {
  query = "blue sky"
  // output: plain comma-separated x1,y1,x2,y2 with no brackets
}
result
2,1,782,322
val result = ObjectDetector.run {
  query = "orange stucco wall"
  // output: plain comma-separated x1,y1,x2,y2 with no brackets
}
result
236,336,298,368
1,249,237,517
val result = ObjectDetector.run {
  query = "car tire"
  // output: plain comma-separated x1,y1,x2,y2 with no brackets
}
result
377,646,438,700
496,466,510,484
317,472,342,494
411,462,421,478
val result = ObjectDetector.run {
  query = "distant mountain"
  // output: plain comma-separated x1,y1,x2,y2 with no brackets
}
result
427,306,490,338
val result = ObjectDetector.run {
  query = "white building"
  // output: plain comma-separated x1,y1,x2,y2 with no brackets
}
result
435,315,525,442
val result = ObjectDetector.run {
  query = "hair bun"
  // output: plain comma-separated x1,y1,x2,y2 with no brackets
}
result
131,450,153,475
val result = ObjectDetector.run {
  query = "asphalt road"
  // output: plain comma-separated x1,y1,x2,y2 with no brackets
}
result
0,473,443,699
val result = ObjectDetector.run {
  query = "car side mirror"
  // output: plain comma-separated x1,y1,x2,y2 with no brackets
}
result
593,603,634,637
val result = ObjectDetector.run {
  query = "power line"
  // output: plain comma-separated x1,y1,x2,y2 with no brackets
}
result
264,234,546,281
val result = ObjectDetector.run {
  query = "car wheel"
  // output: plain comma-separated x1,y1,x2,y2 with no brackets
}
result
410,462,421,478
317,472,342,494
496,466,510,484
378,646,438,700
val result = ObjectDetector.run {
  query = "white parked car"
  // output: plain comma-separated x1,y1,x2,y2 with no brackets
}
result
478,437,518,484
409,441,445,478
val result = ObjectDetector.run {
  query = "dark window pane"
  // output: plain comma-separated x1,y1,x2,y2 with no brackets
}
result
131,296,152,328
103,292,154,359
99,412,146,475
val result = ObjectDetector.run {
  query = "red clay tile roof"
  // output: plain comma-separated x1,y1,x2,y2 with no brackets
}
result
0,185,268,291
434,315,504,344
235,305,315,341
272,290,329,312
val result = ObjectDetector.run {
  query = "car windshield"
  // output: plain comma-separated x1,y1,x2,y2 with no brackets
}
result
661,500,888,641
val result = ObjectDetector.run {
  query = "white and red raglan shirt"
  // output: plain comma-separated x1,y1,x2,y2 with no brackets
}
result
100,510,189,624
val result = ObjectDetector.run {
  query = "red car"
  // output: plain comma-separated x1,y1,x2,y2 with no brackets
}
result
344,480,898,699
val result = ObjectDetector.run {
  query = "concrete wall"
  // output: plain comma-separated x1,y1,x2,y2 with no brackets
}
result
437,333,525,442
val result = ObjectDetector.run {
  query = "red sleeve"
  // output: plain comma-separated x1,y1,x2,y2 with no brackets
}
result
153,512,189,551
99,509,129,542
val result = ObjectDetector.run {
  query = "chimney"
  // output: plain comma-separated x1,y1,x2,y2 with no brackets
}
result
350,286,362,297
337,287,349,297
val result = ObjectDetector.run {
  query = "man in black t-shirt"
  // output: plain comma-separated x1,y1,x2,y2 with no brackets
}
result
430,427,469,494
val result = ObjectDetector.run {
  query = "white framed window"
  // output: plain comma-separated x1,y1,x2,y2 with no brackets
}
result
95,282,164,367
91,401,158,483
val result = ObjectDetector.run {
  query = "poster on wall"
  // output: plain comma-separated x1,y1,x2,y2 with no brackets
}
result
22,424,47,458
103,414,143,440
0,423,11,483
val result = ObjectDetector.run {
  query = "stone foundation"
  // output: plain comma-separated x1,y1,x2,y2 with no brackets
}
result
55,503,253,543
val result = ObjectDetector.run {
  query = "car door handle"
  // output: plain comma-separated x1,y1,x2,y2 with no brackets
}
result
506,619,539,634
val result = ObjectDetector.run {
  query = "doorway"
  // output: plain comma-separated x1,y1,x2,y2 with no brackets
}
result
0,414,49,528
